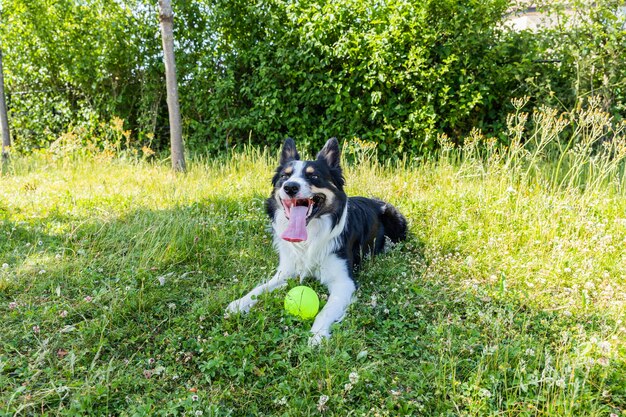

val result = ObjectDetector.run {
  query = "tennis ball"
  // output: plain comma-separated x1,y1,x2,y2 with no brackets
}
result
284,286,319,319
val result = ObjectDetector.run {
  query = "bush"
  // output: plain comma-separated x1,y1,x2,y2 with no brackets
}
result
0,0,163,152
502,1,626,124
194,0,514,155
1,0,625,158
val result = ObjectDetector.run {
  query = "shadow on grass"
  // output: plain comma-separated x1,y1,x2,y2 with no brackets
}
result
0,194,278,413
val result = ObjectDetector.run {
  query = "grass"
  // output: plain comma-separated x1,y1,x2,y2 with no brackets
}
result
1,105,626,416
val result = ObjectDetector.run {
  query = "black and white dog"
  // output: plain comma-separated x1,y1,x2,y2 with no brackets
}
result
226,138,407,345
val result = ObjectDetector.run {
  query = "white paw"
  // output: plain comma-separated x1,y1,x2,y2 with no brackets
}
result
308,331,330,347
225,298,254,316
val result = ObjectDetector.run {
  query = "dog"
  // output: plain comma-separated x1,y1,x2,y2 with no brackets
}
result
226,138,408,345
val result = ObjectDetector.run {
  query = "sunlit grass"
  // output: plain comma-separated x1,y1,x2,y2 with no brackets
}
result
1,109,625,415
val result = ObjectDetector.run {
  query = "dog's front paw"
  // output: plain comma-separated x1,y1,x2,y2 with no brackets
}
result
225,297,254,317
308,331,330,347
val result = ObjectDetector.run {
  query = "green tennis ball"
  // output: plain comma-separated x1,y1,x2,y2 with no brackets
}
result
284,286,320,320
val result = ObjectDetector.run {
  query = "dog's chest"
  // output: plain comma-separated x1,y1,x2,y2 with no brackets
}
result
274,215,342,278
282,241,336,277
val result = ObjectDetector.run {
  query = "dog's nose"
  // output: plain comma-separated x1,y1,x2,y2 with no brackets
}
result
283,182,300,197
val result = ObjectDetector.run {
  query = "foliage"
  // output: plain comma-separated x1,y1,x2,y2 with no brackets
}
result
0,0,163,151
48,116,156,162
1,0,625,157
197,0,514,154
505,0,626,120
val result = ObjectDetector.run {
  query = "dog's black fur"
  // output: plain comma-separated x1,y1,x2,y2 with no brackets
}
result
227,138,408,343
266,138,407,276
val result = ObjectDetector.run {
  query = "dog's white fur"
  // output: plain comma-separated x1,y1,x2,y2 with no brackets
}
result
226,138,407,346
226,201,354,346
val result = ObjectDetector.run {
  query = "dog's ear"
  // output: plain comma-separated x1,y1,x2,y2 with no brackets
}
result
280,138,300,165
316,137,340,168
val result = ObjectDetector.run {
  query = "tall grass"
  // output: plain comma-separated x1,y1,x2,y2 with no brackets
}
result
438,96,626,196
1,100,625,416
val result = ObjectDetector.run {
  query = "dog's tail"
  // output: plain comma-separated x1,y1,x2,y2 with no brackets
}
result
380,202,408,243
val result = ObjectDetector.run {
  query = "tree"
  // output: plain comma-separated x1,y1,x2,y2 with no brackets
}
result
0,0,164,152
0,48,10,161
158,0,186,172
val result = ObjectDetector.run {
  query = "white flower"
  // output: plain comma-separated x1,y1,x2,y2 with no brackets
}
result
317,395,329,412
479,388,492,398
483,345,498,356
349,371,359,384
344,383,353,392
597,341,611,354
370,295,377,307
1,263,8,268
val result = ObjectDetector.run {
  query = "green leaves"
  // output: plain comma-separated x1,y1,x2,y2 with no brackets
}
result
196,0,514,155
0,0,162,151
2,0,625,158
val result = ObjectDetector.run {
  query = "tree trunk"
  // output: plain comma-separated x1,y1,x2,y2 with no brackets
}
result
0,48,11,161
158,0,186,172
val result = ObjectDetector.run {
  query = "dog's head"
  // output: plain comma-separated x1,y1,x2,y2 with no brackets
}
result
268,138,346,242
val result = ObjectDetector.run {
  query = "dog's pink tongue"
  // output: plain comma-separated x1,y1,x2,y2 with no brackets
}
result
281,205,308,242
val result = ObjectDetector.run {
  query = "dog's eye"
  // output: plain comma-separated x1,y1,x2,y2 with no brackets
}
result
280,173,290,179
307,174,319,180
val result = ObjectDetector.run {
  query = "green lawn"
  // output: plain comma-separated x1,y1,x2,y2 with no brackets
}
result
1,143,625,416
